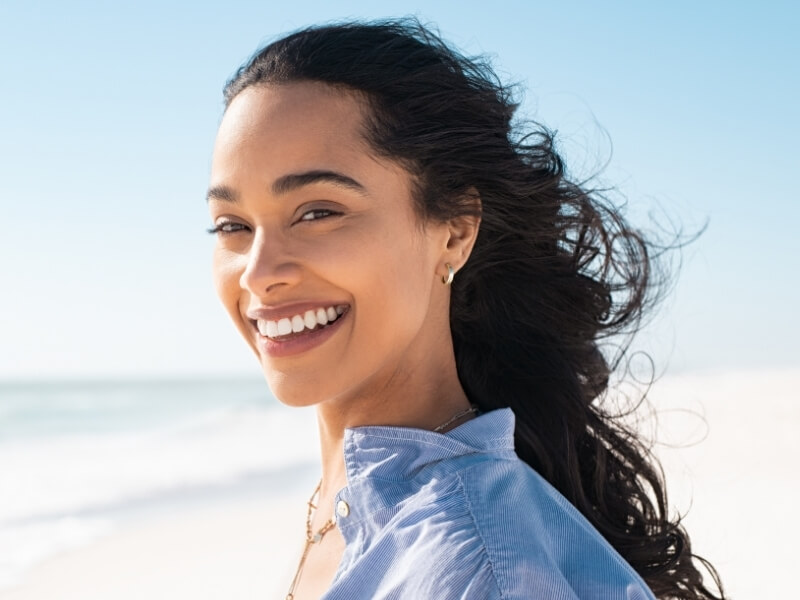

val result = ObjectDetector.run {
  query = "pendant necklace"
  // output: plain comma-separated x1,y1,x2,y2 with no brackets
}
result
285,480,336,600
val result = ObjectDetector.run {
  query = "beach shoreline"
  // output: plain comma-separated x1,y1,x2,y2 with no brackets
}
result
0,492,307,600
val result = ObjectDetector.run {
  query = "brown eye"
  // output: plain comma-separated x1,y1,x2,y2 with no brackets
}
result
299,209,337,222
207,221,249,235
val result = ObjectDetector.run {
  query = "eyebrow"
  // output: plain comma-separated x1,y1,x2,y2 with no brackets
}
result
272,170,367,196
206,184,239,204
206,170,367,204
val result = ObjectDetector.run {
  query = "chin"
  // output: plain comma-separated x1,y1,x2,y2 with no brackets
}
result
262,367,331,408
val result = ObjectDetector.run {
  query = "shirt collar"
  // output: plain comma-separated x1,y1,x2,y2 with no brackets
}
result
342,407,517,484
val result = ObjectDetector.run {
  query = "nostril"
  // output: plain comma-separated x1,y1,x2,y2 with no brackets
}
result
265,282,288,294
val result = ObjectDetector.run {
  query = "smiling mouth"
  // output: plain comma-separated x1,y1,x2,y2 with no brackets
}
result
253,304,349,341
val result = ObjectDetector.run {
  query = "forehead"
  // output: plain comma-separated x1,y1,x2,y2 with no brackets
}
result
213,82,371,171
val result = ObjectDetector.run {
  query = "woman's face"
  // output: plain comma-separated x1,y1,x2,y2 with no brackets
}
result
209,82,454,407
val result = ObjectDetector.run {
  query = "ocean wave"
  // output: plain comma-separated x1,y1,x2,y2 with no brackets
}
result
0,403,317,525
0,397,319,592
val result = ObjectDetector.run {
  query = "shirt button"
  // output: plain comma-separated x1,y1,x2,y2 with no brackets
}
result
336,500,350,518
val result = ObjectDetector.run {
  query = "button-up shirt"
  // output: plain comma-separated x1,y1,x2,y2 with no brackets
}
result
324,408,656,599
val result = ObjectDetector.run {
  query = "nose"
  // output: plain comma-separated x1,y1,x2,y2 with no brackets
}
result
240,229,302,297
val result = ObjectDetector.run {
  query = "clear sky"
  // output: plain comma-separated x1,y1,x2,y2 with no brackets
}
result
0,1,797,379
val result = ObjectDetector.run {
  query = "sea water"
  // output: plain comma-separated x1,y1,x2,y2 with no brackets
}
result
0,379,317,591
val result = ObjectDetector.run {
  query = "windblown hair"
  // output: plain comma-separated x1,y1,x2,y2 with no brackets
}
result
224,19,725,599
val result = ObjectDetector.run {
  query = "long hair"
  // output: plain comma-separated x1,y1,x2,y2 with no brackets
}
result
223,19,725,599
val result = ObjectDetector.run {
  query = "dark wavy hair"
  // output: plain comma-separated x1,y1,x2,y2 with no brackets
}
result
223,19,725,600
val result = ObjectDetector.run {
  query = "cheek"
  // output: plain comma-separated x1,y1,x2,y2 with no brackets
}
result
353,236,436,341
212,249,246,320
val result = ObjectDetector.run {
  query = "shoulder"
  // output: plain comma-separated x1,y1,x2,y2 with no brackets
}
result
335,409,655,599
453,456,655,600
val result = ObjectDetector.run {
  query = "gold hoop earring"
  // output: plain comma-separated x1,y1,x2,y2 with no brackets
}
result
442,263,454,285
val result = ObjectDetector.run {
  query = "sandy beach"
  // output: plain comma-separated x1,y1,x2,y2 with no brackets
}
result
641,368,798,599
0,493,309,600
2,368,797,599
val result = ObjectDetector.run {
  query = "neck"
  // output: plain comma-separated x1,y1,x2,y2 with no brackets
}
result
314,337,472,509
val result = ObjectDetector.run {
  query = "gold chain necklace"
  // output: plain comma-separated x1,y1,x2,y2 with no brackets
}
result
284,405,478,599
285,480,336,600
433,406,478,433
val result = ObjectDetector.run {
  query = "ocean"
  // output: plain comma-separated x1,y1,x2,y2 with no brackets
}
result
0,379,318,591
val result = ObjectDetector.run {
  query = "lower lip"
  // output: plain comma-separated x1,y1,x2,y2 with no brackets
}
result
256,310,348,358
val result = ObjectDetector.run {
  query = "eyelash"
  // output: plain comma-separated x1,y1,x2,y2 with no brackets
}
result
207,209,339,235
206,222,248,235
298,208,338,222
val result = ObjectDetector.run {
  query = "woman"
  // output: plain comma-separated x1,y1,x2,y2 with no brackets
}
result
207,19,725,600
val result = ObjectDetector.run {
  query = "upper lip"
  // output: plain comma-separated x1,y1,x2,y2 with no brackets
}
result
245,301,350,322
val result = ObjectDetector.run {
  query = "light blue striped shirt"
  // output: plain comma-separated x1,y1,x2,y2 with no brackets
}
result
324,408,656,599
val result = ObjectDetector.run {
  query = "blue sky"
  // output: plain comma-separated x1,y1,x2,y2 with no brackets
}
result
0,1,797,378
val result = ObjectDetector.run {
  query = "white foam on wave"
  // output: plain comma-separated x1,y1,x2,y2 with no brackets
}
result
0,517,115,590
0,402,318,590
0,404,317,523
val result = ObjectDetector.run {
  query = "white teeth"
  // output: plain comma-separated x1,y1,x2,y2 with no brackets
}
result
257,305,348,339
266,320,278,338
277,318,292,336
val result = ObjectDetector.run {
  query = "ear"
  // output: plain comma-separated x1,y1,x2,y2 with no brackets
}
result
442,189,481,271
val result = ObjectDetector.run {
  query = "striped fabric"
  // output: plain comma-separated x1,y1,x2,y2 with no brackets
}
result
323,408,656,599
